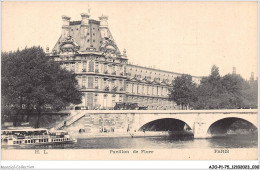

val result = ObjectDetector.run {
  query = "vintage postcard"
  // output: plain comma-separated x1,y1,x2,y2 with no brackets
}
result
1,1,258,165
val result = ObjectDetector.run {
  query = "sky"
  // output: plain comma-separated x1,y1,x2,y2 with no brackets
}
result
2,1,258,80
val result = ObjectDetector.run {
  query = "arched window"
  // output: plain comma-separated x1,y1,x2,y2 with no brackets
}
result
88,61,94,72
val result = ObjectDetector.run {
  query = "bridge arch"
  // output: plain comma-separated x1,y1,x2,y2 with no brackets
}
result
206,116,257,136
138,117,193,132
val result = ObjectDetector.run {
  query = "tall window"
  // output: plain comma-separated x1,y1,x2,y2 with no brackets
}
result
82,76,86,88
83,61,87,72
88,61,94,72
104,64,107,73
112,95,116,107
87,93,93,109
103,79,107,86
88,77,93,88
119,80,122,89
95,62,99,73
126,84,129,92
95,77,98,88
94,94,98,107
112,80,115,90
132,84,135,94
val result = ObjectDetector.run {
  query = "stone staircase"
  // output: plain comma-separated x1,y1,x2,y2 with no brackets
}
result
52,112,86,130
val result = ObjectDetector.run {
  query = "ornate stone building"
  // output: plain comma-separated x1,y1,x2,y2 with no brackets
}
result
50,13,201,110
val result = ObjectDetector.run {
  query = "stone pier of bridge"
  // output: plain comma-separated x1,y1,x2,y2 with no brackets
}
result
58,109,258,139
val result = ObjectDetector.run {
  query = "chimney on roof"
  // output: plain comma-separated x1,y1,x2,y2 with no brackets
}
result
232,67,236,75
81,13,90,27
99,14,108,28
61,15,71,40
99,15,109,38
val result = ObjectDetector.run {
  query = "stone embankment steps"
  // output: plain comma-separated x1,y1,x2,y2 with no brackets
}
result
53,112,86,130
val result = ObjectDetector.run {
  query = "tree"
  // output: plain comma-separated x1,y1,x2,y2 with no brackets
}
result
241,80,258,109
193,65,225,109
169,74,197,110
2,46,83,127
193,65,257,109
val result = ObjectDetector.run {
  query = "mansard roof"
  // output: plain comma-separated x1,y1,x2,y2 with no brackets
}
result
52,17,121,56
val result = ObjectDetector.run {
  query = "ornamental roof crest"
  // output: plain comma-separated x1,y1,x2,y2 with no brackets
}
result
60,36,80,53
100,37,119,56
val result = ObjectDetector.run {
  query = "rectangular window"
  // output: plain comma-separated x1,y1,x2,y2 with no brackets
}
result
112,95,116,107
83,62,87,72
88,77,94,88
95,62,99,73
94,94,98,104
112,80,115,87
82,77,86,88
87,93,93,109
88,61,94,72
104,64,108,73
95,77,98,88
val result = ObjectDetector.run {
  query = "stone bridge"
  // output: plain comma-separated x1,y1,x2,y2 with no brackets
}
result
58,109,258,138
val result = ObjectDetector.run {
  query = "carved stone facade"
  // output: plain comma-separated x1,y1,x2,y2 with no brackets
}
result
50,13,201,110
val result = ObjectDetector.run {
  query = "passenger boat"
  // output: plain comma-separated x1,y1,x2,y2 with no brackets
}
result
1,128,76,146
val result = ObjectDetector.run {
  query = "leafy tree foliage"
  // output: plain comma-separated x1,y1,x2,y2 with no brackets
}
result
2,46,83,127
169,74,197,110
241,80,258,109
169,65,258,110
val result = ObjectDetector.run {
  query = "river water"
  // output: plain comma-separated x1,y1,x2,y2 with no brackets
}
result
3,133,257,150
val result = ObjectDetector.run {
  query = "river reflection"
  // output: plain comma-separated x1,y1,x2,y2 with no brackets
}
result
2,133,257,150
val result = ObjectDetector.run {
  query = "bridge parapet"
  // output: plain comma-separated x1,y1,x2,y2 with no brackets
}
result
69,109,258,114
59,109,257,139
